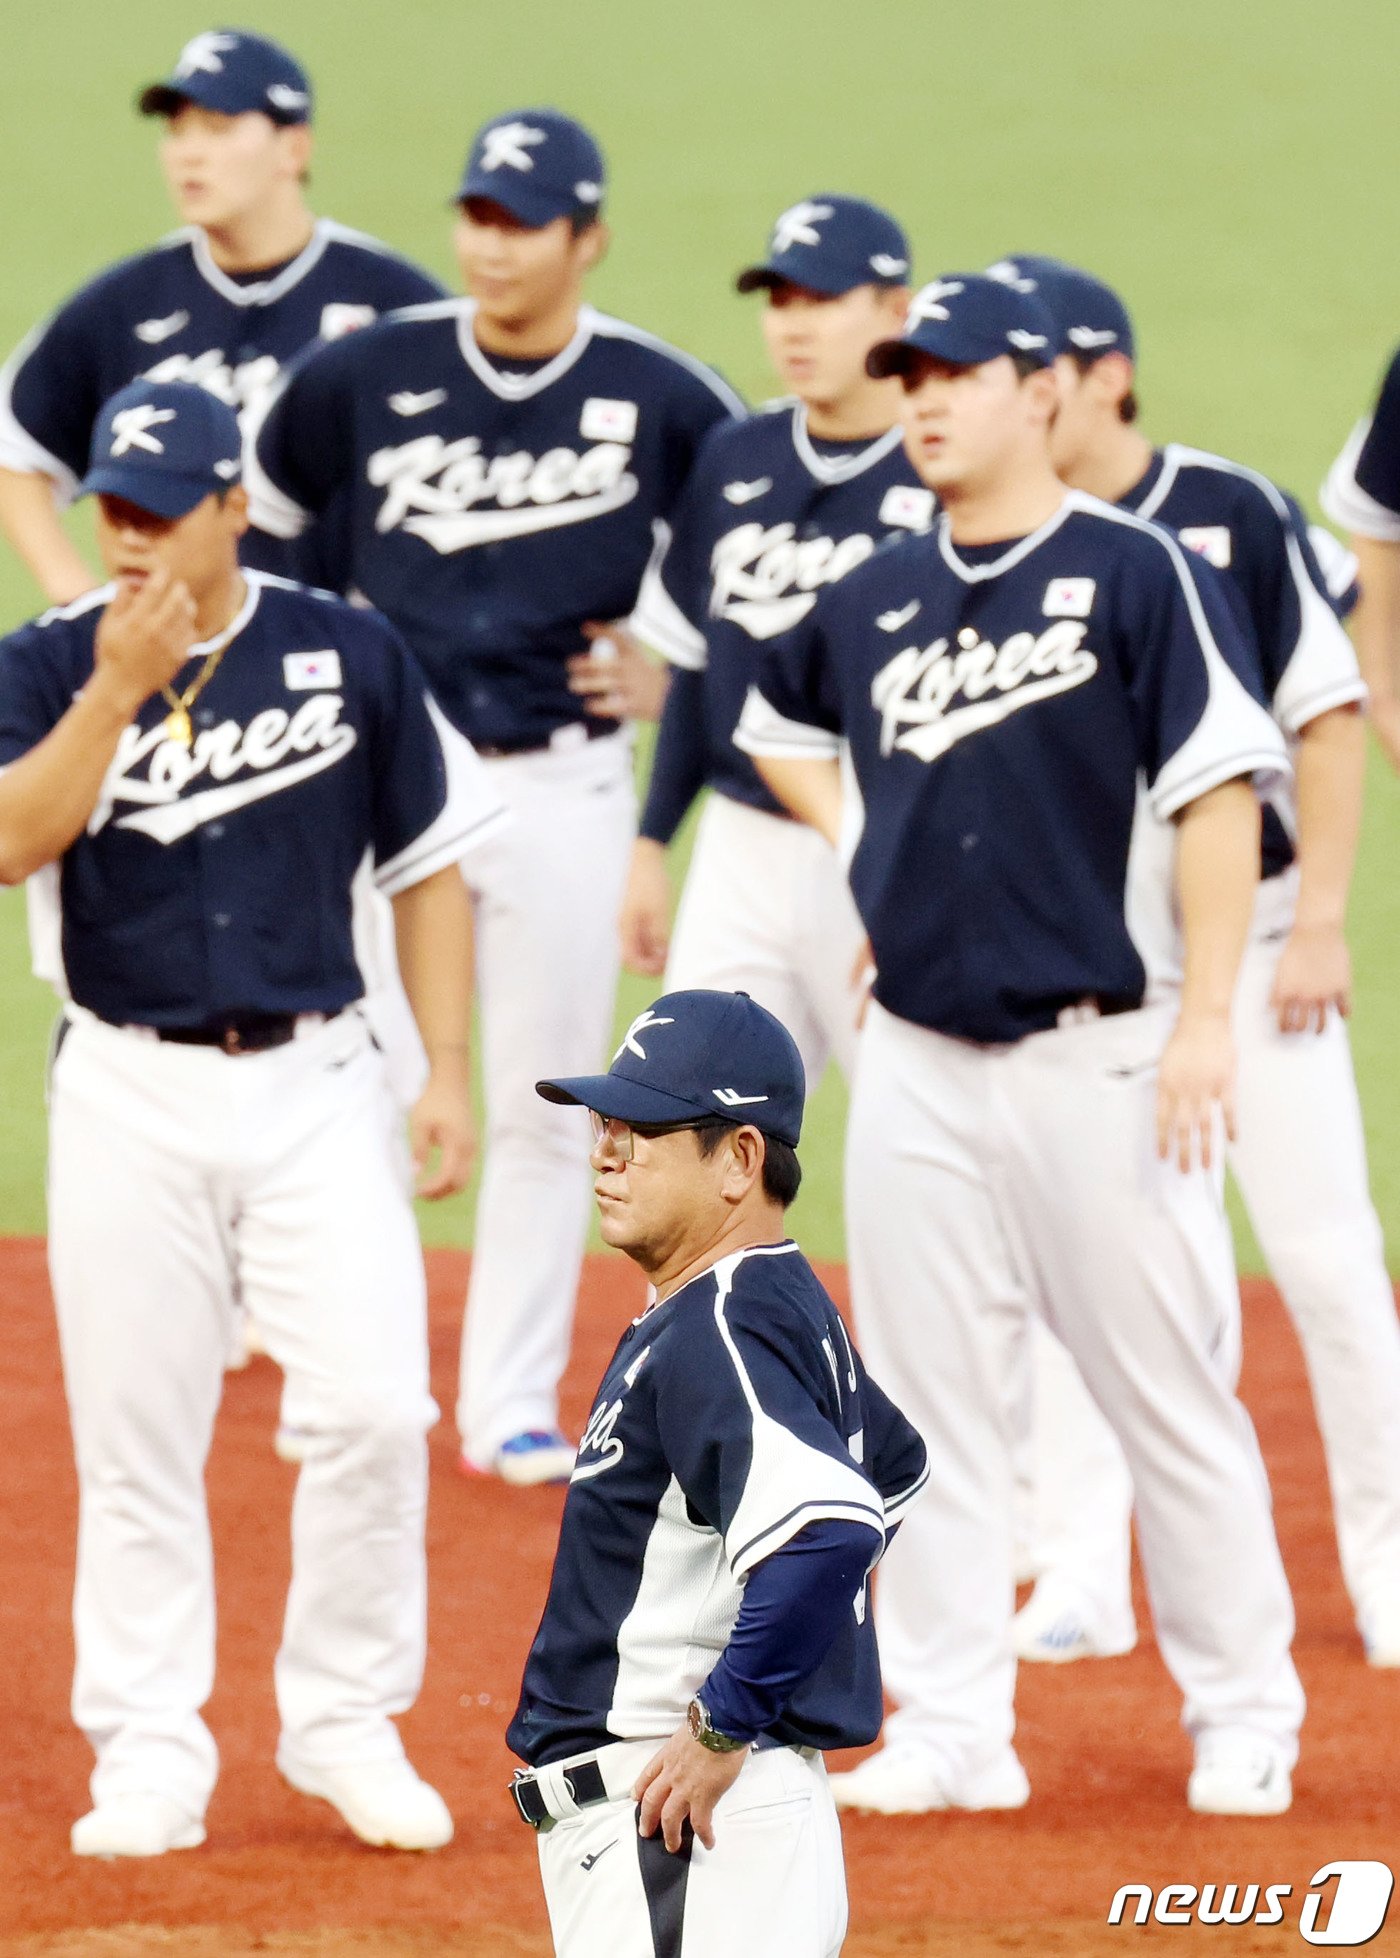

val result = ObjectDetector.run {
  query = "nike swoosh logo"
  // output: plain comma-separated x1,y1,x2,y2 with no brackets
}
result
713,1087,770,1107
402,477,639,553
134,311,190,345
389,388,449,417
580,1840,618,1871
114,735,357,844
877,601,921,632
722,477,773,505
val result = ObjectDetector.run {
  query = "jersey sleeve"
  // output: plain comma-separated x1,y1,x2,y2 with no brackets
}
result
1119,533,1289,822
638,663,708,845
654,1269,887,1582
1218,484,1366,735
0,295,107,494
0,616,84,765
243,337,358,544
631,511,711,672
1321,347,1400,542
734,600,844,761
857,1368,929,1532
361,622,508,893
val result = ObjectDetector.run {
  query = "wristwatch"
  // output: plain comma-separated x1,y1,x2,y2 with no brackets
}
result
687,1695,748,1753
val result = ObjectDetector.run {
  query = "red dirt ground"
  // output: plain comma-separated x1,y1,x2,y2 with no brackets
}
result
2,1239,1396,1956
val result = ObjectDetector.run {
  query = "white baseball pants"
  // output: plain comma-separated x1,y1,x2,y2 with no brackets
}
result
456,730,634,1463
664,793,867,1090
536,1742,846,1958
47,1008,437,1821
1025,869,1400,1625
846,1000,1303,1779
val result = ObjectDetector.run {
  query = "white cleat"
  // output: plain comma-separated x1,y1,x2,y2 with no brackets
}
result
1359,1590,1400,1668
278,1753,454,1850
1187,1735,1292,1817
829,1743,1030,1815
1013,1581,1137,1664
71,1792,205,1858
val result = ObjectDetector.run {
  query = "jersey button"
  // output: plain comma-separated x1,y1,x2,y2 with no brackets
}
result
207,823,225,840
212,912,231,929
961,833,979,851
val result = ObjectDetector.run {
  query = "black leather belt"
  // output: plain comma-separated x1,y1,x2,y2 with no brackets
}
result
150,1013,306,1055
511,1757,608,1830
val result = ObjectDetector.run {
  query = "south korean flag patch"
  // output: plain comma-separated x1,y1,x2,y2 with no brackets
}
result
284,650,343,691
879,484,936,532
1043,577,1096,619
580,397,638,443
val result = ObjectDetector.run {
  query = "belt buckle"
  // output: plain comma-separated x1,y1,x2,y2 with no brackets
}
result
510,1770,553,1832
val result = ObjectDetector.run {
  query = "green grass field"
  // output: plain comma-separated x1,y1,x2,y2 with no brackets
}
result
1,1,1398,1264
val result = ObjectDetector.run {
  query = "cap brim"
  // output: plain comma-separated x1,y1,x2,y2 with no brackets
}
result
137,79,307,125
458,181,583,228
536,1074,716,1126
735,261,868,298
138,83,197,118
866,339,928,380
79,466,217,519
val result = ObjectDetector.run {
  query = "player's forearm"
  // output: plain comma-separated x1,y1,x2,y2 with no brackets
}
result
391,865,474,1081
0,468,99,606
0,671,138,883
700,1519,881,1741
1172,778,1261,1021
1348,535,1400,721
748,754,843,849
1290,705,1365,930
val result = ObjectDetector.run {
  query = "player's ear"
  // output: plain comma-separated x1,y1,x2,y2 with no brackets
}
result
716,1126,765,1205
1090,351,1135,416
574,221,610,276
1025,364,1061,425
277,122,313,186
221,483,250,540
882,285,912,330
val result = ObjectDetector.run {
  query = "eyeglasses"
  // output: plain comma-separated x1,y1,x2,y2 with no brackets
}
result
588,1111,731,1162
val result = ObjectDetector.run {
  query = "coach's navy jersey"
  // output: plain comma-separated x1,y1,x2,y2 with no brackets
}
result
247,300,743,749
1121,444,1365,880
632,400,933,819
0,575,504,1026
0,221,444,577
1323,343,1400,541
737,492,1288,1045
508,1240,927,1765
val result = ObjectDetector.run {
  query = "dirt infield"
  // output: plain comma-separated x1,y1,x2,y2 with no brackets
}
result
2,1237,1396,1957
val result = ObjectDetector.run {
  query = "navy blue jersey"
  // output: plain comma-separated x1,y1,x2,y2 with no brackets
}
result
1323,343,1400,541
247,300,743,749
508,1240,927,1765
1121,445,1365,881
0,222,444,579
737,492,1287,1044
0,574,504,1026
632,400,933,823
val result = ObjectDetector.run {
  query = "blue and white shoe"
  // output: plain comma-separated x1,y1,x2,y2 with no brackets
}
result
461,1429,577,1487
1013,1579,1137,1664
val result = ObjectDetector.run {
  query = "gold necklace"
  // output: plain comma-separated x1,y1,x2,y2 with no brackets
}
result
161,639,230,748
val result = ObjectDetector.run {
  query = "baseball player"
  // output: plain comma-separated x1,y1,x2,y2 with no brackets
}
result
247,109,742,1487
735,274,1306,1816
622,197,928,1089
0,379,506,1857
991,258,1400,1672
1322,345,1400,773
508,988,928,1957
0,27,443,604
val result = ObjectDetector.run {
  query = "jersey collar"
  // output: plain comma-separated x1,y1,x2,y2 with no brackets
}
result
181,219,333,308
455,300,597,401
634,1238,801,1323
1114,446,1173,519
791,404,906,486
935,492,1076,583
176,572,262,667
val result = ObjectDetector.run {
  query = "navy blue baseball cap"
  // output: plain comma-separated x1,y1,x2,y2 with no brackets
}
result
866,273,1058,378
456,109,606,227
736,195,910,297
986,256,1136,362
80,380,243,519
139,28,312,125
537,990,806,1147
